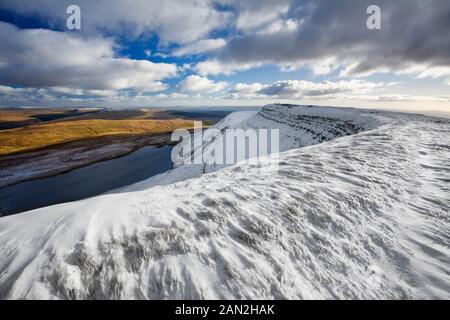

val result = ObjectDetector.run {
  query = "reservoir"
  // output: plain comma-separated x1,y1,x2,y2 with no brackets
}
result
0,145,173,216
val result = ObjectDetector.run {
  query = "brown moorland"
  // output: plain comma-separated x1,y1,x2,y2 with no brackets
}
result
0,118,195,156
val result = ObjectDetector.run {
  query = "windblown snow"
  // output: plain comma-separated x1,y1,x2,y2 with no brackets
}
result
0,104,449,299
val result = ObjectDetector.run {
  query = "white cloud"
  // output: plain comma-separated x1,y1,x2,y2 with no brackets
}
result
230,82,266,99
181,63,192,71
177,75,228,93
230,79,387,99
0,85,34,96
132,91,190,102
235,2,289,31
0,0,231,44
195,56,337,78
308,58,339,76
374,94,450,102
195,59,259,76
357,64,450,81
415,66,450,79
0,85,119,99
195,60,232,76
172,39,226,56
0,22,177,92
258,18,299,35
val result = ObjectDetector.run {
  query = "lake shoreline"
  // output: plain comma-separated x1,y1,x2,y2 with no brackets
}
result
0,132,178,189
0,145,175,216
0,108,230,189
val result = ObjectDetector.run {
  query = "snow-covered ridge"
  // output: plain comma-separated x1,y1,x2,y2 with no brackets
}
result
122,104,392,192
184,103,391,162
0,105,449,299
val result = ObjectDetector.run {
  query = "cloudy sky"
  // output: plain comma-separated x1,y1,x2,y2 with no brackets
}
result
0,0,449,111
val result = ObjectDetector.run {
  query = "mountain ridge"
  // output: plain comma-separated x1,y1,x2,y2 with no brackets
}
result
0,104,448,299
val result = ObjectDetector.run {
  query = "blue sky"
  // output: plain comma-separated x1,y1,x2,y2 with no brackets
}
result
0,0,449,112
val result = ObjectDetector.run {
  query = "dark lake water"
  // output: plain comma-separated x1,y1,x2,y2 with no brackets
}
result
0,146,173,216
0,108,237,217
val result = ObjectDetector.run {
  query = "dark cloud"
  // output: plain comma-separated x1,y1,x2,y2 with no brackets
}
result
218,0,450,76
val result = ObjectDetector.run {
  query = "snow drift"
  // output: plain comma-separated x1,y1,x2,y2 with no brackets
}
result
0,104,449,299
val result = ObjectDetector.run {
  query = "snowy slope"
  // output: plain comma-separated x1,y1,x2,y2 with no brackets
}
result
0,105,449,299
120,104,391,192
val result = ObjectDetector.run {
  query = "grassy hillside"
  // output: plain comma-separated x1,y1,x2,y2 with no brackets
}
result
0,118,195,155
0,108,101,130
